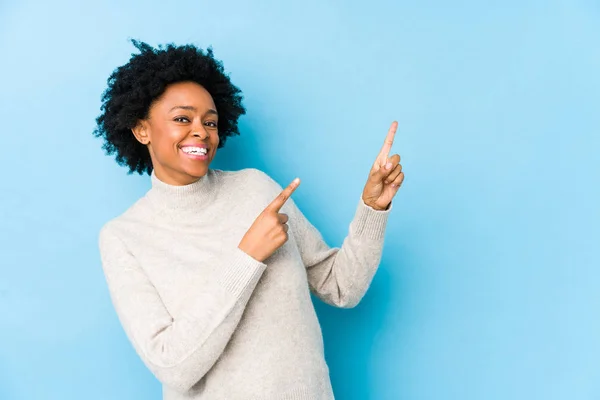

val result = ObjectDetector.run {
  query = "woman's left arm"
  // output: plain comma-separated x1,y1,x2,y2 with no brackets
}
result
286,195,393,308
281,121,404,308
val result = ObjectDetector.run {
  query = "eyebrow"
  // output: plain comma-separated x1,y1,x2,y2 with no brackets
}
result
169,105,218,116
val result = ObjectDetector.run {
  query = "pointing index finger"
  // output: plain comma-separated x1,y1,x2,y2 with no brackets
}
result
378,121,398,164
268,178,301,212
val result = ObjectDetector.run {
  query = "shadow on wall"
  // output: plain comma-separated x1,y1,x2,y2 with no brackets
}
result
212,120,272,173
314,251,406,400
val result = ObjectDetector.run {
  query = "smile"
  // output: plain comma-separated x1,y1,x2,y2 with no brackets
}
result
181,146,208,155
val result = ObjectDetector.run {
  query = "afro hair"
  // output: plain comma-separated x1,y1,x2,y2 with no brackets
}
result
93,39,245,175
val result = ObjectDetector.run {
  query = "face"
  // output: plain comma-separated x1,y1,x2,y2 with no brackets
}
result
132,81,220,185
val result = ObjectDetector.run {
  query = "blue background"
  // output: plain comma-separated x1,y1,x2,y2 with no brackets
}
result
1,0,599,399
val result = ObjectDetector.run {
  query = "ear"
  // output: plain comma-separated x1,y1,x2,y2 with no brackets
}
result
131,120,150,145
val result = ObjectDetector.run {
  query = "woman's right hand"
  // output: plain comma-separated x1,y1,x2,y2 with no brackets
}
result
238,178,301,262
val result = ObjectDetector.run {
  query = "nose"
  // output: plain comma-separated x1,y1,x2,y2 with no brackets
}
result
192,127,209,140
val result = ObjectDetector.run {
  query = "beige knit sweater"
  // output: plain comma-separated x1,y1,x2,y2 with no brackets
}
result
98,167,391,399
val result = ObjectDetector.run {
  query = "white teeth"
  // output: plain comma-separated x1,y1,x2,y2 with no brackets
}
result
182,147,208,155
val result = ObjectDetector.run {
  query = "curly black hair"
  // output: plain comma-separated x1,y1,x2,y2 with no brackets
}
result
93,39,245,175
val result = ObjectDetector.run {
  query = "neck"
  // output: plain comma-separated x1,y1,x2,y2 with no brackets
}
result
153,166,205,186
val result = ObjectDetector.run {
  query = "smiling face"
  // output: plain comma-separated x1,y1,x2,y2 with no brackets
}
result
132,81,220,185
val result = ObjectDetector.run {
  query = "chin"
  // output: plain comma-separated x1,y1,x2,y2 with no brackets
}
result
183,165,210,179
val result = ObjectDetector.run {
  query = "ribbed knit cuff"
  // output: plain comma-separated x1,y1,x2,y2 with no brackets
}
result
214,247,267,299
350,196,392,240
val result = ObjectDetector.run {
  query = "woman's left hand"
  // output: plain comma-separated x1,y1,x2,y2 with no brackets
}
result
361,121,404,211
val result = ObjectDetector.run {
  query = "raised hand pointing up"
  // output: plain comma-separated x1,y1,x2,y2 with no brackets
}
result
362,121,405,211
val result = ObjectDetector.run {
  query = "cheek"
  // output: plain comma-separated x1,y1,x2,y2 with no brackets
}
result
150,128,183,157
160,128,185,147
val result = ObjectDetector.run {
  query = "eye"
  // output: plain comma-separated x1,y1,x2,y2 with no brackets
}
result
174,116,190,123
204,121,218,128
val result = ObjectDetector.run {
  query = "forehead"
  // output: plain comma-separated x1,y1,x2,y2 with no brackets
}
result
154,81,215,110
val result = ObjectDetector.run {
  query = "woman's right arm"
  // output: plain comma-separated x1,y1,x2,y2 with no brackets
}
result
98,225,267,393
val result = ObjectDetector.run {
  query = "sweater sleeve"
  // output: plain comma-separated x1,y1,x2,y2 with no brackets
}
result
286,195,392,308
253,168,392,308
98,225,267,393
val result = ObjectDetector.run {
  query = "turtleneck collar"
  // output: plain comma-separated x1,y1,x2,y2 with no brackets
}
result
145,169,219,215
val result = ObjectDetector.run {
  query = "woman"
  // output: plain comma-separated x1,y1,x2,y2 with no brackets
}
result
94,40,404,400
